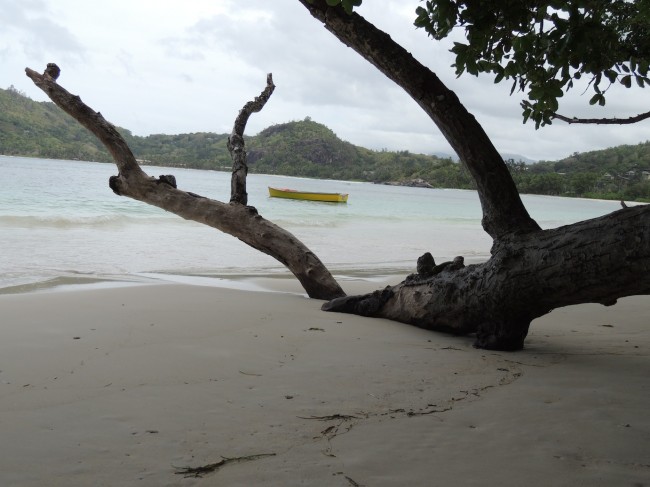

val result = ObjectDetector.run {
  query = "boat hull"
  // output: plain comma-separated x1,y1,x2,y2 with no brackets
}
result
268,187,348,203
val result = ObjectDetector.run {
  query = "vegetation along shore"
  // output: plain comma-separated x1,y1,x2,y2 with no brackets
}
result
2,85,649,202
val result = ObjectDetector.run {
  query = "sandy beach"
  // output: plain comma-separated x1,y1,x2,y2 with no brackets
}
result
0,278,648,486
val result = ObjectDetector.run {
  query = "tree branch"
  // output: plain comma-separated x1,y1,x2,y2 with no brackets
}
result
298,0,540,240
552,110,650,125
229,73,275,205
25,66,146,183
25,64,345,300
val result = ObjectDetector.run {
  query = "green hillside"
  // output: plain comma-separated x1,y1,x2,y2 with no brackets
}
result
505,142,650,200
0,86,457,183
2,86,649,201
0,85,109,162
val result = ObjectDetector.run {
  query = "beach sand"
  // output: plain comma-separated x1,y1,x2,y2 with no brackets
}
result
0,279,648,486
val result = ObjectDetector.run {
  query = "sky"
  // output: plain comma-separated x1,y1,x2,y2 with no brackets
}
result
2,0,649,162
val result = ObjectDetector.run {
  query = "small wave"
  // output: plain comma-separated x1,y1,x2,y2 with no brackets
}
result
0,272,161,295
0,214,183,229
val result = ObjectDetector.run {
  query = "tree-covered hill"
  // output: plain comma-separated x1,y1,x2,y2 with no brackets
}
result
247,118,362,178
0,85,110,162
0,86,456,181
505,142,650,200
2,86,649,201
547,143,650,175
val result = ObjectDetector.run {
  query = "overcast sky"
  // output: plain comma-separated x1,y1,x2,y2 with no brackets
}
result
2,0,649,161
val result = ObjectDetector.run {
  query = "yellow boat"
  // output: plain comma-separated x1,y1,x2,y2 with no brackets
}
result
268,187,348,203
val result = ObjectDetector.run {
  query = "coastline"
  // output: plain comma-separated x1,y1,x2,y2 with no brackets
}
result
0,268,412,297
0,282,648,486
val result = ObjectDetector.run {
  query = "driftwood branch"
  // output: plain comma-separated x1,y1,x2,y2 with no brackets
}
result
552,110,650,125
229,73,275,205
175,453,276,478
25,64,345,300
25,66,146,182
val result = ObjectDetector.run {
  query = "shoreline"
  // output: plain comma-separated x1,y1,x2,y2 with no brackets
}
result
1,283,648,485
0,268,411,297
0,255,493,297
4,154,649,204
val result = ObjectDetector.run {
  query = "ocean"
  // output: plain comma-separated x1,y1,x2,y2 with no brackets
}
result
1,155,624,293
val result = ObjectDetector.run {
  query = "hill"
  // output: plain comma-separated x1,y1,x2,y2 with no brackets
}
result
0,86,456,183
1,86,649,200
0,85,109,162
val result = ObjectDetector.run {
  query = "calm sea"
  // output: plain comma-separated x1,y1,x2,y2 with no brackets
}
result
1,155,624,293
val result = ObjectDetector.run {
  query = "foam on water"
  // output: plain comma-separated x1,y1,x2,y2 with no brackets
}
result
1,155,626,293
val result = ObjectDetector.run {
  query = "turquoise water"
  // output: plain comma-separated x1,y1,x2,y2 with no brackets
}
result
1,155,624,292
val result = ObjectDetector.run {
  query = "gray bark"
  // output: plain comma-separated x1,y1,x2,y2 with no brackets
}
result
324,206,650,349
228,73,275,205
25,65,345,300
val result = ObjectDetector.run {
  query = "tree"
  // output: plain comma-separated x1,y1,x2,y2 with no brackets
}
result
25,66,344,301
299,0,650,350
25,1,650,351
412,0,650,127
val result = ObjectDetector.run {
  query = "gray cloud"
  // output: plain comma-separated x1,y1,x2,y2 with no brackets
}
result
2,0,648,162
3,0,85,63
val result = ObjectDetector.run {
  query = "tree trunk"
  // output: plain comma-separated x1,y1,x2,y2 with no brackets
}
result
324,205,650,350
25,66,345,301
298,0,539,240
300,0,650,350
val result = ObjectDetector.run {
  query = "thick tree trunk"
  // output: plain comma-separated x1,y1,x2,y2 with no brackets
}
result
25,66,345,300
300,1,650,350
298,0,539,240
325,205,650,350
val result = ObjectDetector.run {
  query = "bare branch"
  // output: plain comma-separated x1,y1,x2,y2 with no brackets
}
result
229,73,275,205
25,65,146,181
553,110,650,125
25,64,345,300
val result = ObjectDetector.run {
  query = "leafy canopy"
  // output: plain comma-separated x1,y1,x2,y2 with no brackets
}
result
414,0,650,127
312,0,362,14
309,0,650,127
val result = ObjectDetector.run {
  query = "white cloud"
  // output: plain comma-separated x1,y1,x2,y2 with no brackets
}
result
1,0,648,161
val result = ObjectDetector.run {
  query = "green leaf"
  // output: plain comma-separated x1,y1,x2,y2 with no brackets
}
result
605,69,618,83
589,93,601,105
528,85,544,100
621,75,632,88
639,60,649,77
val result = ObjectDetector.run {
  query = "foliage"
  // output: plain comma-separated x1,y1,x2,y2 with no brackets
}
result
414,0,650,127
0,85,110,161
507,143,650,199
